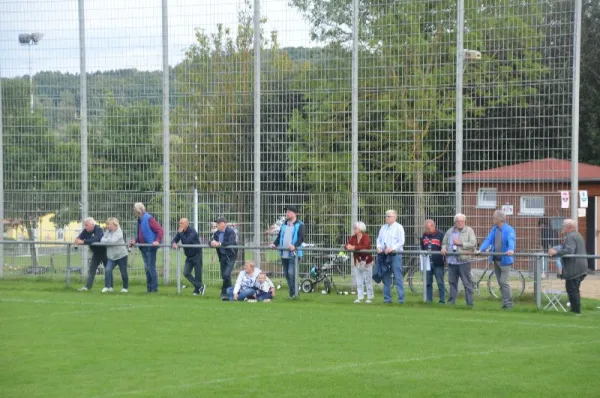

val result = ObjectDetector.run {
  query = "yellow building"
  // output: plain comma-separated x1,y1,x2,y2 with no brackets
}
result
5,213,104,243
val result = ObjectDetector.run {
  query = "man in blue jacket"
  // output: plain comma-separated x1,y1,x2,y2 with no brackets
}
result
172,218,204,296
478,210,516,309
421,219,446,304
76,217,107,291
270,206,305,299
210,217,238,300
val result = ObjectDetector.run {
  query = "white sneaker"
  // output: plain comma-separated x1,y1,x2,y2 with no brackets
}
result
121,288,128,293
78,286,88,291
247,299,257,303
101,287,113,293
365,299,372,304
354,299,362,303
263,299,271,302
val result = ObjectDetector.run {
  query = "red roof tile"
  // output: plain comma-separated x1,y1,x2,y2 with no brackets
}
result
460,158,600,182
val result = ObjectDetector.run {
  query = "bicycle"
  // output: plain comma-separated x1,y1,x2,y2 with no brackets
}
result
444,261,526,298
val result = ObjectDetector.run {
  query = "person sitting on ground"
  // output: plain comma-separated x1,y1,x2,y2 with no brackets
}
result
255,272,275,302
227,260,262,302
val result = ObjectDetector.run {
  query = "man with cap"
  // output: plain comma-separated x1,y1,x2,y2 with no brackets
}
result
210,217,238,300
270,206,305,299
172,218,204,296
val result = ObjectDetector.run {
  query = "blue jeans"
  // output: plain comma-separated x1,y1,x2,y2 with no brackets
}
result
426,266,445,303
105,256,129,289
226,286,256,301
382,254,404,303
140,247,158,292
281,257,300,298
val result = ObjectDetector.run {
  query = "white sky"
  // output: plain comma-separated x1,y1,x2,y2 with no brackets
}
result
0,0,313,78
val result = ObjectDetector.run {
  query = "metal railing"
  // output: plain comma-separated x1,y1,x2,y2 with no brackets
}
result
0,239,596,309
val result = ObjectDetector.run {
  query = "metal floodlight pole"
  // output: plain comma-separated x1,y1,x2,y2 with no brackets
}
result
351,0,359,227
253,0,261,267
455,0,465,213
162,0,171,284
571,0,582,224
78,0,89,278
18,32,43,114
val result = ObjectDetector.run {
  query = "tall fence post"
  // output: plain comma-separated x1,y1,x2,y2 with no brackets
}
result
455,0,465,213
571,0,582,223
294,254,299,298
422,253,428,303
161,0,170,284
252,0,262,268
350,0,359,227
535,256,542,310
176,248,181,295
78,0,89,279
66,243,72,288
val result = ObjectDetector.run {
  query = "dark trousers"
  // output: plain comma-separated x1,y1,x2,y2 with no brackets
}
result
448,262,473,306
219,256,236,296
85,252,108,289
257,290,273,301
105,256,129,289
184,255,203,290
565,274,586,314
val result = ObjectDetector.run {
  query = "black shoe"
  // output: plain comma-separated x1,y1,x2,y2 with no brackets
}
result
221,296,229,301
193,288,200,296
199,284,205,296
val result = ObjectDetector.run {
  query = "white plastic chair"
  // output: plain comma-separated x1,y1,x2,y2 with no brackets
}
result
543,289,567,312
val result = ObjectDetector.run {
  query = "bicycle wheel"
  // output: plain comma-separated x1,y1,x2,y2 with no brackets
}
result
300,279,314,293
487,268,526,299
408,266,424,294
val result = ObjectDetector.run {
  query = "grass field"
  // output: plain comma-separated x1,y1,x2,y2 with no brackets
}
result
1,280,599,398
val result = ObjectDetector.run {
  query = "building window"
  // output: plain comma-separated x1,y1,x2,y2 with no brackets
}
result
477,188,497,209
520,196,545,216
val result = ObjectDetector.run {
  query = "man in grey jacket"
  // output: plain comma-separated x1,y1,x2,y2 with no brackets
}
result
548,219,588,315
441,213,477,306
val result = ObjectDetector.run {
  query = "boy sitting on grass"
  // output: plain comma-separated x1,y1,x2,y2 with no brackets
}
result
255,272,275,302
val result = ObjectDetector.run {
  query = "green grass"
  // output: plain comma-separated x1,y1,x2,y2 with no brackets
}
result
1,281,599,398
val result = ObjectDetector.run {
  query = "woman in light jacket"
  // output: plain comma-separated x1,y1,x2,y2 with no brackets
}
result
101,217,129,293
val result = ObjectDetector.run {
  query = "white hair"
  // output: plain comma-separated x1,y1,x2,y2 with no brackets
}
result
385,210,397,217
563,219,576,229
83,217,96,225
454,213,466,222
425,219,435,227
353,221,367,232
493,210,506,222
134,202,146,214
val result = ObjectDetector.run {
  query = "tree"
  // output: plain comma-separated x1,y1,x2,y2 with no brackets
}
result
291,0,550,241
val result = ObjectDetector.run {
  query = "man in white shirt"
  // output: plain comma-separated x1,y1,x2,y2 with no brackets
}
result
376,210,406,304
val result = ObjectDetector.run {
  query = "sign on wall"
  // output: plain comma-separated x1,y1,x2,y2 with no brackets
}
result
579,190,588,208
501,204,514,215
561,191,570,209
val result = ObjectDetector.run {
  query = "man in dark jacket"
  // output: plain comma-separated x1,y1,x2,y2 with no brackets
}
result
210,217,238,300
421,219,446,304
549,219,588,315
172,218,204,296
76,217,108,291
